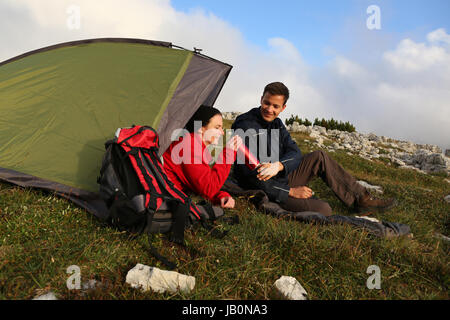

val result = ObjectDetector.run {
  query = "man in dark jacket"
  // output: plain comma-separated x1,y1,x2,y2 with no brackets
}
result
231,82,396,216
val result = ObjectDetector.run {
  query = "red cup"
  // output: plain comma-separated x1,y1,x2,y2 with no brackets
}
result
237,143,260,170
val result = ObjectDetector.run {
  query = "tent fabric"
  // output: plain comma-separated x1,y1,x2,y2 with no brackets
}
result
0,38,172,68
0,167,108,220
0,38,232,219
157,54,232,156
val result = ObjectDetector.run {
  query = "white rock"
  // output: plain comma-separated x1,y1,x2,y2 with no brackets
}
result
328,129,340,136
343,143,352,149
445,195,450,203
393,158,406,166
300,125,309,133
331,142,340,149
367,133,382,143
273,276,308,300
316,137,324,145
290,123,308,133
222,112,242,121
417,144,441,153
360,154,373,161
350,131,360,138
402,155,414,165
309,132,321,139
126,263,195,294
357,180,383,194
288,122,297,132
33,291,58,300
313,125,327,135
432,153,446,165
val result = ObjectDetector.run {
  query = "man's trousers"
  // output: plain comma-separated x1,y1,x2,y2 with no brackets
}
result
280,150,367,216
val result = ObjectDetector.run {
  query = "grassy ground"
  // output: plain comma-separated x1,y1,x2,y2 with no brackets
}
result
0,120,449,300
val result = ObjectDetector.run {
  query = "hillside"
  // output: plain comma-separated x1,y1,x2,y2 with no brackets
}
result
0,119,449,300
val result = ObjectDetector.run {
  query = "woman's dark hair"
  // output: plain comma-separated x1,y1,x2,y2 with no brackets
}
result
184,105,222,133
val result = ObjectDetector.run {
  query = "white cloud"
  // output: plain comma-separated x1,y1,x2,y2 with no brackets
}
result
383,32,450,73
331,56,368,79
0,1,448,150
267,38,303,65
427,28,450,45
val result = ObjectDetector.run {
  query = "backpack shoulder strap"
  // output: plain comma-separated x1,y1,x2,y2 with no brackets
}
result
142,148,203,220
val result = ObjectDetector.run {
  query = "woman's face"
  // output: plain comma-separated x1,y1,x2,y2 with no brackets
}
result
201,114,224,145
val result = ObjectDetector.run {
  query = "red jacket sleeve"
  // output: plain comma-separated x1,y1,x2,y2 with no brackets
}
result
212,190,232,204
181,146,236,204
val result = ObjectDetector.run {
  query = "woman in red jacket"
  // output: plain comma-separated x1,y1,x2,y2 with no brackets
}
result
163,106,242,208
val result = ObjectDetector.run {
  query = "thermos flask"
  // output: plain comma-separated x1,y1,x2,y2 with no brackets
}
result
237,143,260,170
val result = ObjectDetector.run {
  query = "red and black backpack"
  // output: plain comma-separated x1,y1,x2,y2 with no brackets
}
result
97,125,226,269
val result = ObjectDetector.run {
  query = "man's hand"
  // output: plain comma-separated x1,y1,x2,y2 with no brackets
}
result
256,162,284,181
289,186,313,199
220,196,235,209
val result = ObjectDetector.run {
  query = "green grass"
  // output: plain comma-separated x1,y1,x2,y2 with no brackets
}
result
0,123,449,300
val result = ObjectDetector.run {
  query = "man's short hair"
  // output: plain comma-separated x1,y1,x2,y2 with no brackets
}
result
263,82,290,104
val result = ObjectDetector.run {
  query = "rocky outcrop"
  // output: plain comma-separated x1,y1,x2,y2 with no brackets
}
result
222,112,243,121
286,123,449,175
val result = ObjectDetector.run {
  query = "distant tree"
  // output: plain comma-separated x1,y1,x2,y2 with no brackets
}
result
329,118,336,130
285,115,355,132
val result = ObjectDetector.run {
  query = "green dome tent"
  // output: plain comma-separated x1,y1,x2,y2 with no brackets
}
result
0,38,232,220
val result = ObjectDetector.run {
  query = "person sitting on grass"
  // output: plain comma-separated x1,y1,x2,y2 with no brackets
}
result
163,105,242,209
231,81,397,216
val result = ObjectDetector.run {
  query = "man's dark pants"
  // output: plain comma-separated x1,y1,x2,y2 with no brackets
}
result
281,150,367,216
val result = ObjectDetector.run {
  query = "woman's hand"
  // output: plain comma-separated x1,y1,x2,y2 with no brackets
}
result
220,196,235,208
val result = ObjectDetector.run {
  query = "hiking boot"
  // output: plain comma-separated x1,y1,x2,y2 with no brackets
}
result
354,192,397,214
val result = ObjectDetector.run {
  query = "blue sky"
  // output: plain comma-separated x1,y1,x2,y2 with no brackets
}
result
172,0,450,66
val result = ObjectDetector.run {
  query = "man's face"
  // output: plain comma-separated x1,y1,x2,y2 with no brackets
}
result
260,92,286,122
